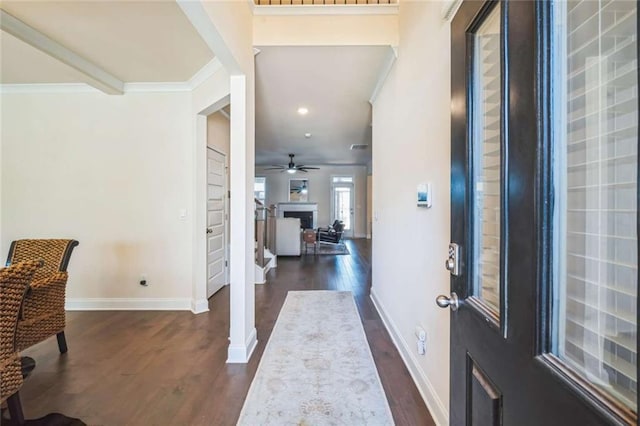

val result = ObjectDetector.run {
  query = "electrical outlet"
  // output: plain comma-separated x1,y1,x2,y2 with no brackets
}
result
415,325,426,355
417,340,426,355
139,274,148,286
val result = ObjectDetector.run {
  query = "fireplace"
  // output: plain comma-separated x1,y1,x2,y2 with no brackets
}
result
277,202,318,229
284,211,314,229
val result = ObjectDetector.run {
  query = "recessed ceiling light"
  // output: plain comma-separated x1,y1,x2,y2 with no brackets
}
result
304,133,312,138
297,107,308,115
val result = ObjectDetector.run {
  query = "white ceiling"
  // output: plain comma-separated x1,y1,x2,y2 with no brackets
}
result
255,45,391,167
0,31,88,84
0,1,213,84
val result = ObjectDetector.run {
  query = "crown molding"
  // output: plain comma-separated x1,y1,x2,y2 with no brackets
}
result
252,4,398,16
369,45,397,104
124,82,192,92
248,0,257,14
188,57,224,89
441,0,463,22
219,108,231,120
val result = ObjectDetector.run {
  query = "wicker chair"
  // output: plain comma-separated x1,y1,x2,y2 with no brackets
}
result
5,239,79,354
1,259,43,425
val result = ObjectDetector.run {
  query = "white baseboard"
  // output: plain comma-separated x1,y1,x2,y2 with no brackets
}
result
191,298,210,314
366,234,372,239
255,262,267,285
354,233,367,239
227,327,258,363
65,298,192,311
370,289,449,426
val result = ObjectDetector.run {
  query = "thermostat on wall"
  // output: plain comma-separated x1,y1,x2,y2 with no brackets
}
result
417,183,432,208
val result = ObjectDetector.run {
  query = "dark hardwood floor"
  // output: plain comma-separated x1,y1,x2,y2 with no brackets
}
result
14,239,434,425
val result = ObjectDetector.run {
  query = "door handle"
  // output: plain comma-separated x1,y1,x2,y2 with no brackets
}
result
436,292,460,311
206,228,213,234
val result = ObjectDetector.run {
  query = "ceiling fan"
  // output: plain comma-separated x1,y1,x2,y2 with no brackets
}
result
264,154,320,174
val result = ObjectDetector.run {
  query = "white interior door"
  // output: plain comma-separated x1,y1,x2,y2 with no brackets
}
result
331,182,354,238
207,148,227,298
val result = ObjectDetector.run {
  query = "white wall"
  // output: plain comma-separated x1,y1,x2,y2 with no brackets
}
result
207,111,231,156
371,2,451,425
253,13,398,46
366,174,372,238
256,165,367,237
1,91,194,306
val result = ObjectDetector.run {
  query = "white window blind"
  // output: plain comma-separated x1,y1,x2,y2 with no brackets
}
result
554,0,638,411
473,4,502,313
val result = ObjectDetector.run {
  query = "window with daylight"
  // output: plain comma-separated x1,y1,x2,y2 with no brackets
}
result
552,0,638,411
254,177,266,204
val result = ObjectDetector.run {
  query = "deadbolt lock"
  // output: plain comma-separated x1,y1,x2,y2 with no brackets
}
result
445,243,461,276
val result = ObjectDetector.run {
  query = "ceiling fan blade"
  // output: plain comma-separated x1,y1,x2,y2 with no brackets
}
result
298,169,309,173
264,167,284,170
299,167,320,170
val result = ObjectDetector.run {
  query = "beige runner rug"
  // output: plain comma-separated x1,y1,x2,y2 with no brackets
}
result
237,291,394,425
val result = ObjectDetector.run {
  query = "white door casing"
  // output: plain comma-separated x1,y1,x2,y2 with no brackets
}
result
207,147,227,298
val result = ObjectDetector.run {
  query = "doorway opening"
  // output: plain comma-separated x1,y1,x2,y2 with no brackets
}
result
206,109,230,298
331,176,355,239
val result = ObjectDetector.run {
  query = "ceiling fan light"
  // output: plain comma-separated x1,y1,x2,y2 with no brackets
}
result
287,169,296,174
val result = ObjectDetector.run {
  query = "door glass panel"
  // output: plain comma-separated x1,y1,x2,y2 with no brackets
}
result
472,3,502,313
552,0,638,411
334,186,352,231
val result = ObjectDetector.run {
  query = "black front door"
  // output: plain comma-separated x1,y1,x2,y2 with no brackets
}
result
444,0,638,424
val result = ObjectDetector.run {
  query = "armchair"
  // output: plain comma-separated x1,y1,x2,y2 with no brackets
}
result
1,259,42,425
5,239,79,353
316,220,345,246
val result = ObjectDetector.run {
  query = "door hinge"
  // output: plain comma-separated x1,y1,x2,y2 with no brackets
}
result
225,260,228,267
228,190,231,199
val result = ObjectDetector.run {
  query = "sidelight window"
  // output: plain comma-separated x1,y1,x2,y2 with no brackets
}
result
552,0,638,412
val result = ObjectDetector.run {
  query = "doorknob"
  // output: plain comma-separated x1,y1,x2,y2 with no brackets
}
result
436,292,460,311
206,228,213,234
